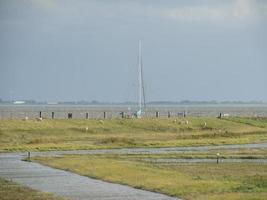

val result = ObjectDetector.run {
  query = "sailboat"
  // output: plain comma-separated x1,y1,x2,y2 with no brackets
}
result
136,40,146,118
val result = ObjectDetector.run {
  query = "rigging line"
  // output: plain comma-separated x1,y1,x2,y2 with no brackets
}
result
141,51,146,111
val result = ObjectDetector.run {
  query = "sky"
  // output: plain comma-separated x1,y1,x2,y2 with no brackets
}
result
0,0,267,102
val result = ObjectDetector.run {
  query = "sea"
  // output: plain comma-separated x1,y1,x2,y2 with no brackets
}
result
0,104,267,119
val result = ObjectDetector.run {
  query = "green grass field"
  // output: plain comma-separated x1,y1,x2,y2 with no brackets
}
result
0,178,63,200
34,153,267,200
1,117,267,199
0,117,267,152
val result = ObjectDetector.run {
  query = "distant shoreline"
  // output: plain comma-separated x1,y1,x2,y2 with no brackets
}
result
0,101,267,107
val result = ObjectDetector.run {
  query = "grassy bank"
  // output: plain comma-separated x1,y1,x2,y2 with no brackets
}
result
0,178,63,200
35,154,267,200
0,117,267,152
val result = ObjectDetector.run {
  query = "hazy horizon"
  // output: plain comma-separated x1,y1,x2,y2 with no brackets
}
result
1,99,267,104
1,0,267,103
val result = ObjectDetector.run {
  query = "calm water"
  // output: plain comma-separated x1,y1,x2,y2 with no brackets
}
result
0,104,267,119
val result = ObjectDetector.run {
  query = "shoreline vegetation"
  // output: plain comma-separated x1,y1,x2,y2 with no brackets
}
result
0,117,267,152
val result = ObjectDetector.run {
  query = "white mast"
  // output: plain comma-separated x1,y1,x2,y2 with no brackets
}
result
138,40,142,113
136,40,145,118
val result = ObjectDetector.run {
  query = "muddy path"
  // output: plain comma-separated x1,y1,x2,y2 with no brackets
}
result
15,142,267,157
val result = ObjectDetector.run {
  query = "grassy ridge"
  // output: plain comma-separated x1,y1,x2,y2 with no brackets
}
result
225,117,267,128
35,155,267,200
0,178,63,200
0,117,267,152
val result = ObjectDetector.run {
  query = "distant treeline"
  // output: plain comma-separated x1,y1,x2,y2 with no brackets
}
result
0,99,266,105
148,100,266,105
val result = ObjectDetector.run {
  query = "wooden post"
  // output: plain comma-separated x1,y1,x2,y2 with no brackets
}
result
39,111,42,118
156,111,159,118
86,113,89,119
103,112,106,119
168,111,171,118
28,151,30,159
183,110,186,118
52,112,54,119
68,113,72,119
121,112,125,118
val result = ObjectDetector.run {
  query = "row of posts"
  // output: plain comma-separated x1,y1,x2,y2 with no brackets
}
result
39,111,91,119
39,111,108,119
38,111,186,119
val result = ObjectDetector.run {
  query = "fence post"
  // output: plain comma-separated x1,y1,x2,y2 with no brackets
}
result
156,111,159,118
52,112,54,119
39,111,42,118
103,112,106,119
168,111,171,118
68,113,72,119
86,113,89,119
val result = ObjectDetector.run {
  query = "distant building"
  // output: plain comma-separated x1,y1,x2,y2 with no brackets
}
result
13,101,25,104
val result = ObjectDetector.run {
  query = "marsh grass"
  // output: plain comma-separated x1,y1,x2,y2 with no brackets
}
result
0,178,63,200
0,117,267,152
35,154,267,200
225,117,267,128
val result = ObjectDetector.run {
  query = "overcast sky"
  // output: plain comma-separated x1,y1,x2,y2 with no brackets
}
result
0,0,266,102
